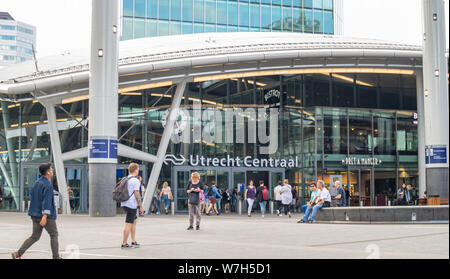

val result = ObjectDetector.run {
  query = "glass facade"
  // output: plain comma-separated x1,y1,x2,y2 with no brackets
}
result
0,72,419,213
121,0,335,40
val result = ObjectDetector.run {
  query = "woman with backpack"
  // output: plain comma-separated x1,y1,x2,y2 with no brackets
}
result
206,183,222,216
244,180,256,217
222,188,231,214
256,181,269,218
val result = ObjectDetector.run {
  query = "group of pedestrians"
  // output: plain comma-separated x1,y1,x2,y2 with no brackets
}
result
298,180,332,223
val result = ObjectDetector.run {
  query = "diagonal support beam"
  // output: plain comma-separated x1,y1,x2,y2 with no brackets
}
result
142,80,187,212
44,103,71,214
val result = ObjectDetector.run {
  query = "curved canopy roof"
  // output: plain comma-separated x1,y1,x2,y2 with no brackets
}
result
0,32,422,102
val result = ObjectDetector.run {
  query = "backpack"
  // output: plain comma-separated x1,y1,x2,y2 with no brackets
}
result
262,188,269,201
112,176,137,202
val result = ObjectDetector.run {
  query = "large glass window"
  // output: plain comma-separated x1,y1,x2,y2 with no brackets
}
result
171,0,182,20
159,0,169,20
313,0,323,9
135,0,146,17
182,0,193,21
282,6,292,31
349,111,372,155
373,113,396,155
261,4,271,29
239,2,249,27
217,0,227,25
228,1,238,26
293,7,302,32
194,0,204,22
323,0,333,10
147,0,158,19
313,9,323,33
250,3,260,28
146,19,158,36
205,0,216,24
272,5,282,30
134,18,146,38
122,17,134,40
324,10,333,34
304,8,313,33
123,0,133,17
323,108,347,154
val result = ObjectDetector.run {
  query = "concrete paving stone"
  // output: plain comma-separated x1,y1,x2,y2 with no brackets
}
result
0,212,448,259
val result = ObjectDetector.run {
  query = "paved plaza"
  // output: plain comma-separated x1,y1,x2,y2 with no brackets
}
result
0,212,448,259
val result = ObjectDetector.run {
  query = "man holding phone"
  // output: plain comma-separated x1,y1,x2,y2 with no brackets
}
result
187,172,203,230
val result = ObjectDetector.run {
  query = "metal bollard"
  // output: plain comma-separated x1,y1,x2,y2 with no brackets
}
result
270,201,274,215
238,199,242,215
388,200,391,206
171,201,175,215
360,201,364,207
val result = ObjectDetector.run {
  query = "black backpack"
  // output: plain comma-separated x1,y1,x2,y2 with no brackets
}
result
112,176,137,202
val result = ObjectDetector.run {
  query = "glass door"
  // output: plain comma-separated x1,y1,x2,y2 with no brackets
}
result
21,166,39,212
350,168,373,206
65,167,83,213
269,171,284,200
175,171,190,212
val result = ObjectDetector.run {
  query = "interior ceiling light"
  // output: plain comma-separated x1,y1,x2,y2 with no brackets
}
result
119,81,173,93
193,68,415,83
325,73,374,87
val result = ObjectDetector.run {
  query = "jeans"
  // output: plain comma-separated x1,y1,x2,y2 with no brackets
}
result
231,197,237,212
247,198,255,215
152,197,160,213
162,194,170,210
188,203,201,227
302,203,324,222
259,201,267,216
216,198,222,211
301,204,308,213
18,217,59,259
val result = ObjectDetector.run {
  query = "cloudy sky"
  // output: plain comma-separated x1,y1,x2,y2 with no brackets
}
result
1,0,449,58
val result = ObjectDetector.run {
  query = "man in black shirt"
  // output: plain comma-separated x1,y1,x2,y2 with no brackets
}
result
187,172,204,230
335,181,347,207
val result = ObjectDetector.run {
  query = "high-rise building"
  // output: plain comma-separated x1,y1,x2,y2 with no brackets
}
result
121,0,343,40
0,12,36,69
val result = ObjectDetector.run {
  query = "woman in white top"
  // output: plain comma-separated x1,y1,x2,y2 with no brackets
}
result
279,179,293,218
159,182,173,215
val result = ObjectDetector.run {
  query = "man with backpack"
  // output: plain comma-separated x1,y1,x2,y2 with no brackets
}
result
256,180,269,218
115,163,144,249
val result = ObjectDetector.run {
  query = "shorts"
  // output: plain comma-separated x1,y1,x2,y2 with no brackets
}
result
123,206,138,224
209,197,216,204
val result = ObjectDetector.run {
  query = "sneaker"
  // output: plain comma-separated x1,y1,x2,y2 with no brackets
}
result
187,226,194,230
297,219,306,223
262,215,265,218
131,242,140,248
156,212,160,215
288,213,292,218
196,225,200,230
308,220,314,224
11,252,21,259
121,243,135,249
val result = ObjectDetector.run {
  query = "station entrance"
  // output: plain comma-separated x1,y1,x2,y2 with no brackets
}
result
173,166,285,212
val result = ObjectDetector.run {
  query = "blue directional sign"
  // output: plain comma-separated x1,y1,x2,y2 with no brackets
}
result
425,146,447,164
89,138,118,160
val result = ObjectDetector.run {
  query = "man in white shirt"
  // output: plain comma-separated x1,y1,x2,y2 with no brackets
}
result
121,163,145,249
273,181,283,216
299,180,330,223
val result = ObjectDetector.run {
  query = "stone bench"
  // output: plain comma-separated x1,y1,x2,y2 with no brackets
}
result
314,205,449,222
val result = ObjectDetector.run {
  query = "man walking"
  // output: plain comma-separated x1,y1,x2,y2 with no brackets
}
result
298,180,331,223
187,172,203,230
121,163,145,249
12,163,61,259
334,181,346,207
274,181,283,216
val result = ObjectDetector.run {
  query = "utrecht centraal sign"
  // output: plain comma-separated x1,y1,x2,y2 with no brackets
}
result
164,154,300,168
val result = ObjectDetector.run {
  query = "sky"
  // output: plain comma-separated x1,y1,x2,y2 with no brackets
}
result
1,0,449,58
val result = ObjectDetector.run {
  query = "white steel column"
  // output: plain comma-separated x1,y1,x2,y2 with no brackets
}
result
88,0,119,217
143,80,187,212
44,104,71,214
422,0,449,198
416,70,426,198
